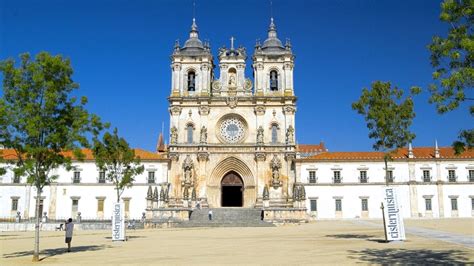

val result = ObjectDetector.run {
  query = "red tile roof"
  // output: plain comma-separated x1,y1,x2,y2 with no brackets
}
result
297,142,327,153
0,148,166,161
303,147,474,161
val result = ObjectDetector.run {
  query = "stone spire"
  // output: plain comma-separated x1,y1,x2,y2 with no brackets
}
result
261,18,284,50
156,133,165,152
435,140,440,158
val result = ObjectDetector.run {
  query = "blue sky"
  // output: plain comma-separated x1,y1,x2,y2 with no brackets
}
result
0,0,471,151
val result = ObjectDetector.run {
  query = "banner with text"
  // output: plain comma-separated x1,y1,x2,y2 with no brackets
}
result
112,202,125,241
383,187,406,241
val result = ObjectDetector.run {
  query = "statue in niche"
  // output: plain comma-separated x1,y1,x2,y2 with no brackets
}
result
257,126,264,145
270,155,282,188
286,125,295,145
170,126,178,144
200,126,207,144
182,155,194,186
229,73,236,87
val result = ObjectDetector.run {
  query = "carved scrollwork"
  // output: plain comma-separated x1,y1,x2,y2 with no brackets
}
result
170,127,178,144
197,151,209,162
169,106,182,116
255,152,267,162
226,97,238,109
212,80,222,92
254,105,266,115
199,105,210,115
283,105,296,115
244,78,253,91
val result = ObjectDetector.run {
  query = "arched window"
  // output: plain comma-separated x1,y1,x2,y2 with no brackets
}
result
271,124,278,144
187,71,196,91
270,70,278,91
186,124,194,144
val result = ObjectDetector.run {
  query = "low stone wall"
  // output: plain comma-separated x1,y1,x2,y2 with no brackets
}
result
0,222,112,232
263,208,308,223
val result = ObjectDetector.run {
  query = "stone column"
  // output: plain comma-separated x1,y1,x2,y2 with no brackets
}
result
436,161,445,217
48,183,57,219
408,161,418,217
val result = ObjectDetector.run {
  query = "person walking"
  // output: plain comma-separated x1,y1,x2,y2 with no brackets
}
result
208,210,213,221
65,218,74,252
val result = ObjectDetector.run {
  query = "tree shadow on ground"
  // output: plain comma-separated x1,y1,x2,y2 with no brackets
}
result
325,234,386,243
348,248,470,264
3,245,109,261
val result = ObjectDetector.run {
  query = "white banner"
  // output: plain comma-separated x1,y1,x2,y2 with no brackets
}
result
112,202,125,241
382,187,406,241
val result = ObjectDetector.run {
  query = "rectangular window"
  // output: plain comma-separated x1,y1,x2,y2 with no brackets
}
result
469,170,474,182
360,171,367,183
423,170,431,182
386,170,394,183
13,174,20,184
97,199,104,212
148,171,155,184
124,199,130,213
448,170,456,182
98,171,106,183
187,125,193,144
425,198,432,211
310,199,317,212
309,171,316,183
335,199,342,211
334,171,341,184
451,198,458,211
361,198,368,211
73,171,81,183
271,125,278,144
11,199,18,211
72,199,79,214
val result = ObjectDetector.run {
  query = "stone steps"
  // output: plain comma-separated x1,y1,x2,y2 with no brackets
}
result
180,208,274,228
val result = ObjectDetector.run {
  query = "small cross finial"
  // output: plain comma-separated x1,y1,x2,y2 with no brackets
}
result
230,36,235,50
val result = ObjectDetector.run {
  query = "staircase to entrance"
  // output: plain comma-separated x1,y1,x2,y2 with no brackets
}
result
181,208,274,227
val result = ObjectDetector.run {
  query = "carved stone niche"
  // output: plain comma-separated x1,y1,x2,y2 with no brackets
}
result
199,105,210,116
255,152,266,162
270,155,282,189
182,155,194,187
254,105,266,116
282,105,296,115
169,106,182,116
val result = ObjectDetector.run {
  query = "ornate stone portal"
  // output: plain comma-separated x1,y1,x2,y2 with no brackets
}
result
146,17,307,225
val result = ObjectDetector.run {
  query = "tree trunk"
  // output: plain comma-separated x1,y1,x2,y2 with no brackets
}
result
116,187,120,203
32,187,41,262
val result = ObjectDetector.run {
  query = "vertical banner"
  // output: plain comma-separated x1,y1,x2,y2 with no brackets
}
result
383,187,406,241
112,202,125,241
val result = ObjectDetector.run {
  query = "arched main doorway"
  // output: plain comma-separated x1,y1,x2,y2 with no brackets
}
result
221,171,243,207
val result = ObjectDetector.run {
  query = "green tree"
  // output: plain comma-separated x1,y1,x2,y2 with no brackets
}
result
352,81,419,185
428,0,473,153
0,52,105,262
93,128,144,203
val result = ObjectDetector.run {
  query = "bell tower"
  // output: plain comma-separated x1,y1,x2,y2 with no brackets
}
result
253,18,295,96
170,19,214,97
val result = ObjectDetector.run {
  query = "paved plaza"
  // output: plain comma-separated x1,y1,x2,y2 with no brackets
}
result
1,218,473,265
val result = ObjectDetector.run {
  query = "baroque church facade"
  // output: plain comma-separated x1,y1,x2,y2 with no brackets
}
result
1,18,473,223
166,18,299,212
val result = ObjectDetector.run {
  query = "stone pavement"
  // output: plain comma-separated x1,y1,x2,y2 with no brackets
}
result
352,219,474,249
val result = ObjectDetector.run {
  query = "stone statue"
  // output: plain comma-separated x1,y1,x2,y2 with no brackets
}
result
170,126,178,144
257,126,264,145
229,74,236,86
200,126,207,144
270,155,282,188
182,155,194,186
263,185,269,200
286,125,294,145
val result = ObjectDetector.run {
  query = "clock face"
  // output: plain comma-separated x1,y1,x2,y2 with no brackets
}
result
219,117,245,143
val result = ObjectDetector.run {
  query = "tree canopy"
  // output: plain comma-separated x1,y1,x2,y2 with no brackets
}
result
428,0,473,153
0,52,105,261
93,128,144,203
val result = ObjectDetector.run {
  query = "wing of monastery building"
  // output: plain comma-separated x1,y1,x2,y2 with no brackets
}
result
1,19,473,222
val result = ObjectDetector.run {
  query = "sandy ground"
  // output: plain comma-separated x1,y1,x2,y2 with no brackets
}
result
1,219,473,265
403,218,474,235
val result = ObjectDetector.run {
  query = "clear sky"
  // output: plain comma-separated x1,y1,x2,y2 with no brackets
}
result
0,0,471,152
